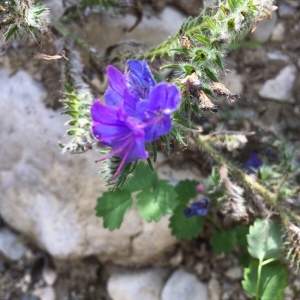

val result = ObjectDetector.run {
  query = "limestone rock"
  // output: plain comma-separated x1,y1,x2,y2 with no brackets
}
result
0,228,28,261
107,268,170,300
258,65,297,103
0,69,178,265
161,269,208,300
252,12,277,43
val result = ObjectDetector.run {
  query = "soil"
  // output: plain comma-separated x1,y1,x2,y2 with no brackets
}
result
1,0,300,299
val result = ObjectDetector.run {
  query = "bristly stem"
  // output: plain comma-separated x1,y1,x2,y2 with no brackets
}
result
197,134,285,215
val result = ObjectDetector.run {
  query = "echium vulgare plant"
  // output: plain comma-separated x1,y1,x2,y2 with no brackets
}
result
8,0,300,298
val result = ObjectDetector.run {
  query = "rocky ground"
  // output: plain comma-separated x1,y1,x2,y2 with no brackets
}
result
1,0,300,299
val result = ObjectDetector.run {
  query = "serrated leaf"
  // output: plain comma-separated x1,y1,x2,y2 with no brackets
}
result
95,189,132,230
210,230,237,254
242,260,288,300
124,162,156,193
169,204,205,239
247,219,283,260
175,180,199,204
194,34,210,45
136,180,178,222
234,225,249,249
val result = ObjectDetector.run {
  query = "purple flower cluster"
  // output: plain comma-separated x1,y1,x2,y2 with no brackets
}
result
245,152,262,174
91,60,181,178
184,198,210,217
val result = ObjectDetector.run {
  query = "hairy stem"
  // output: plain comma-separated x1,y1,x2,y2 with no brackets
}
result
198,134,283,213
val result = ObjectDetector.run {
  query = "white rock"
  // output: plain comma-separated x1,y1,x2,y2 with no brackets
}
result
270,23,285,42
278,3,297,18
0,228,28,261
222,70,244,95
224,266,243,280
208,275,221,300
258,65,297,103
0,69,177,265
107,268,170,300
32,287,56,300
252,12,277,43
161,269,208,300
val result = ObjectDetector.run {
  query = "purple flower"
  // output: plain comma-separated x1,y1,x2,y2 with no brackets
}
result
136,83,181,142
245,152,262,174
90,60,181,179
127,59,156,99
91,102,148,179
184,198,210,217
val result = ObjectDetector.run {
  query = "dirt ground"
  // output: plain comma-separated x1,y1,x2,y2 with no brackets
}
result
1,0,300,299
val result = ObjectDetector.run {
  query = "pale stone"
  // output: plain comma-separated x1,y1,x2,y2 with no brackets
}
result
0,228,28,261
252,12,277,43
224,266,243,280
208,275,221,300
258,65,297,103
222,70,244,95
107,268,170,300
161,269,208,300
270,23,285,42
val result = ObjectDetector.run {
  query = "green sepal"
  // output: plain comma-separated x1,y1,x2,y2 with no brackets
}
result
170,126,186,146
4,24,18,41
193,34,211,45
204,67,219,82
204,16,217,30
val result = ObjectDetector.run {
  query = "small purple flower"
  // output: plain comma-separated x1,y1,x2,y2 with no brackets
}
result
184,198,210,217
245,152,262,174
90,60,181,179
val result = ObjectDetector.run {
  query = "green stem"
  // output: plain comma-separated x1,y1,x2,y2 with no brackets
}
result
256,259,263,300
261,258,277,266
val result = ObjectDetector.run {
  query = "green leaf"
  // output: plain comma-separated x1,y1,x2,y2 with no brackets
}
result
136,180,178,222
169,204,205,239
204,67,219,82
160,64,181,70
210,230,237,254
227,0,236,11
214,52,225,71
234,225,249,249
4,24,18,41
95,189,133,230
170,126,186,146
194,34,210,45
204,16,217,30
175,180,199,204
242,260,288,300
124,162,156,193
247,219,283,260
